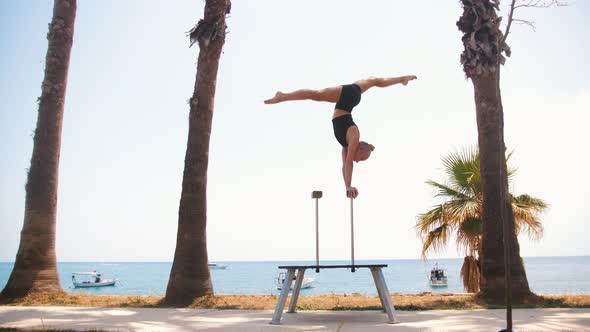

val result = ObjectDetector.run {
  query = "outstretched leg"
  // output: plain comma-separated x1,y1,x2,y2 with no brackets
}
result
264,86,341,104
354,75,417,94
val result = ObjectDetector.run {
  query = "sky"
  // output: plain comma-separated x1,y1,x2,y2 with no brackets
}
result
1,0,588,262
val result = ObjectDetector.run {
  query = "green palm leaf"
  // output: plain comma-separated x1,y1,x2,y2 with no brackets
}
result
441,147,481,195
426,180,470,200
513,194,549,211
456,217,482,255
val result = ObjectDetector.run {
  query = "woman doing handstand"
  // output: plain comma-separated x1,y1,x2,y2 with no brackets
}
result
264,75,417,198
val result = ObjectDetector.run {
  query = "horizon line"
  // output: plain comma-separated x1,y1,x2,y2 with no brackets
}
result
1,255,588,264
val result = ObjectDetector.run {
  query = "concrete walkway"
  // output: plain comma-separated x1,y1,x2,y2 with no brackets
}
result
0,306,588,331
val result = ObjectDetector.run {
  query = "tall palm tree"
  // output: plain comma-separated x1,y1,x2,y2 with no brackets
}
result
416,148,547,293
456,0,534,303
0,0,77,300
165,0,231,306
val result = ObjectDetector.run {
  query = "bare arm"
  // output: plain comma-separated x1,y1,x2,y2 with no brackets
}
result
341,147,353,187
341,148,347,184
342,128,360,198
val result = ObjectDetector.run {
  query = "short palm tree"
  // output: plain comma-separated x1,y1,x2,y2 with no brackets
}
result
416,147,547,292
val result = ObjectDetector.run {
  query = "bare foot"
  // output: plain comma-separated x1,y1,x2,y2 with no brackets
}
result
401,75,418,86
264,92,286,104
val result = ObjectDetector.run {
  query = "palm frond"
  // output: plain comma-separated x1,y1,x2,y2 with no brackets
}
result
421,224,450,259
417,199,479,235
512,194,548,240
513,194,549,211
441,147,481,195
426,180,470,200
468,163,482,196
514,215,544,241
456,217,482,255
461,217,483,237
444,199,481,224
416,205,444,235
460,255,480,293
506,149,518,180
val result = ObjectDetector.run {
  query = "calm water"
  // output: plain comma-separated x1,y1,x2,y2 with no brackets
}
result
0,257,588,296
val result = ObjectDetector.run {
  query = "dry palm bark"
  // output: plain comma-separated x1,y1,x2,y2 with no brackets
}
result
165,0,231,306
457,0,533,303
1,0,77,299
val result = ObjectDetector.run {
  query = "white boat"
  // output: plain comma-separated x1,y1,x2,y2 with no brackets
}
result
72,271,117,288
429,263,448,287
208,263,227,270
276,272,315,290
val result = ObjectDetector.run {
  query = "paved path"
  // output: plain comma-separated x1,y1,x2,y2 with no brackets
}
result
0,306,588,331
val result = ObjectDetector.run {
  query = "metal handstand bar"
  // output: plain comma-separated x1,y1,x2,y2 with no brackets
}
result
270,191,399,325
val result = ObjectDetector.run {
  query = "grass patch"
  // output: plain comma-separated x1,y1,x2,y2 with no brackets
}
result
1,292,588,311
538,294,590,308
1,292,163,308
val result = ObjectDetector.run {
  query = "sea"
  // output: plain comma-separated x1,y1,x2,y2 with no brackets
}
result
0,257,588,296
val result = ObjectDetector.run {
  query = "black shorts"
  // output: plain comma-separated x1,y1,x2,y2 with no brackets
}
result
335,83,361,112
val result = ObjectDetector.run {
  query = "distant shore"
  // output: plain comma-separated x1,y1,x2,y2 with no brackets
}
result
2,292,588,310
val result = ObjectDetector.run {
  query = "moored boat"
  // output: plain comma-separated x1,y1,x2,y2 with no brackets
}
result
208,263,228,270
429,263,448,287
72,271,117,288
276,272,315,290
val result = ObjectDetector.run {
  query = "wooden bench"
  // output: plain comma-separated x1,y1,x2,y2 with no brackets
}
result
270,264,399,325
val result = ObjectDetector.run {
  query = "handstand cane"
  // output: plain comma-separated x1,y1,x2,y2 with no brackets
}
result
350,197,356,272
312,191,323,273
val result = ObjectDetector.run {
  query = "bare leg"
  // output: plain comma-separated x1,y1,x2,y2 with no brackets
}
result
354,75,417,94
264,86,342,104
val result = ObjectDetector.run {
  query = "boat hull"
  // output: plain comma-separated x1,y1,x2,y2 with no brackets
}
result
73,280,116,288
208,264,227,270
277,277,314,290
429,277,448,287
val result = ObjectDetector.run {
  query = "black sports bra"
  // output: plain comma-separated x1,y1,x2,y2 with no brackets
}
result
332,114,356,147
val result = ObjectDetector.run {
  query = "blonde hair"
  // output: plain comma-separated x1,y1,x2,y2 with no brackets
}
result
360,141,375,152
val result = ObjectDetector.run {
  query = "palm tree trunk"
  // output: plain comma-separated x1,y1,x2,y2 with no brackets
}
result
472,74,533,303
165,0,231,306
497,67,534,304
0,0,76,300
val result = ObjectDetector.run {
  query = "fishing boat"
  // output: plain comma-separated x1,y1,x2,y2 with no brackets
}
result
72,271,116,288
276,272,315,290
208,263,227,270
429,263,448,287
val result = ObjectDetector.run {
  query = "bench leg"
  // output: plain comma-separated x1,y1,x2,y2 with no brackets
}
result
371,267,399,324
370,268,387,312
287,268,306,313
271,268,295,324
